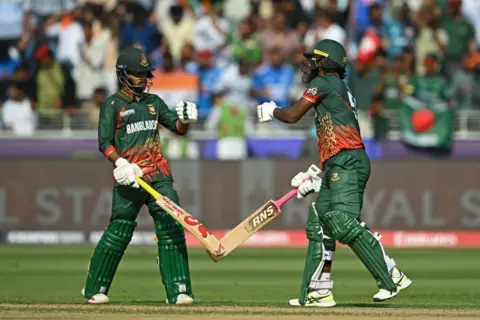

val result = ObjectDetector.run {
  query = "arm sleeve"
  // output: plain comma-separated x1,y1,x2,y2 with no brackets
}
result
302,77,330,103
157,97,181,134
98,99,117,157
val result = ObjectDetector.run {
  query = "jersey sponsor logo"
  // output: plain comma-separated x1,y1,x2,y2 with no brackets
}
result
330,172,340,182
306,87,318,96
120,109,135,117
126,120,158,134
148,104,156,115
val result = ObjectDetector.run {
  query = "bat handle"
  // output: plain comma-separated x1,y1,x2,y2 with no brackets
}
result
273,188,298,208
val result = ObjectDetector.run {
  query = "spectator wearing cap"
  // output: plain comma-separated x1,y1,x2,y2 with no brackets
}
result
1,80,37,136
251,48,295,110
304,8,346,49
191,49,222,118
160,5,194,63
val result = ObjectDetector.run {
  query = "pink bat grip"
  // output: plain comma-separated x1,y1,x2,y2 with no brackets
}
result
273,188,298,208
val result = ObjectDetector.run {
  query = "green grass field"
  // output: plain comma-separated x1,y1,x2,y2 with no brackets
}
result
0,245,479,319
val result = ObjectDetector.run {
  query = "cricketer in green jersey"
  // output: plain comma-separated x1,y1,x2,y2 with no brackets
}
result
81,47,198,305
257,40,412,307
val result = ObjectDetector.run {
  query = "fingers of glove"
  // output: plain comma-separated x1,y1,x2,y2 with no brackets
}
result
291,172,309,187
175,102,186,118
116,175,131,185
114,166,134,181
306,164,322,179
298,181,314,198
187,107,198,120
313,179,322,192
132,164,143,177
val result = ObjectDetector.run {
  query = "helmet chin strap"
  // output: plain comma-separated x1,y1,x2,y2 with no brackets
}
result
117,69,152,97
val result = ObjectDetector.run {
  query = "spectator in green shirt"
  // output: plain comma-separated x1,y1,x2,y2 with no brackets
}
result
228,17,263,66
441,0,476,72
441,0,476,108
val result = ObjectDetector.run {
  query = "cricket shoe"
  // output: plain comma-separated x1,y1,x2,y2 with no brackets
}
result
81,288,110,304
373,288,398,302
288,291,336,307
391,267,413,291
166,294,194,305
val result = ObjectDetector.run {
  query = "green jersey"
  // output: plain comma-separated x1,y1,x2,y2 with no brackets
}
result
98,89,182,182
303,75,364,163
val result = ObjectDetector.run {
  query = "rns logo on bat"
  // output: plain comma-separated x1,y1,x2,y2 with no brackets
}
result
245,204,276,232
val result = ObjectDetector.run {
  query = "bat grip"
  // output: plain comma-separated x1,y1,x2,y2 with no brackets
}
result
273,188,298,208
136,177,162,200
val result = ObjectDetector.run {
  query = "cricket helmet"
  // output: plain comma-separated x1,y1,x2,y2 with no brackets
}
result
116,47,155,96
301,39,347,83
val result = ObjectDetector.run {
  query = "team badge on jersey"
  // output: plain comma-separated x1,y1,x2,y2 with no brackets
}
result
331,172,340,182
148,104,156,115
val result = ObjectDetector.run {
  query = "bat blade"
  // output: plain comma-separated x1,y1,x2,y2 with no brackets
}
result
156,197,226,256
210,200,280,262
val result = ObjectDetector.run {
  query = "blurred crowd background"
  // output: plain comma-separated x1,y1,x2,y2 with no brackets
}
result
1,0,480,159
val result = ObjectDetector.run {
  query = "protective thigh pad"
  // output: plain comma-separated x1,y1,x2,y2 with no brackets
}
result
84,219,136,298
155,218,193,303
324,211,396,291
298,204,334,305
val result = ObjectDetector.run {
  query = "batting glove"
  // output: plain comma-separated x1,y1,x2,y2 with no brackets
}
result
291,164,322,199
257,101,278,123
113,158,143,188
176,101,198,124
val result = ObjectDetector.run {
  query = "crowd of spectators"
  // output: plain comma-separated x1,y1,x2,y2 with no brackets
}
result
0,0,478,140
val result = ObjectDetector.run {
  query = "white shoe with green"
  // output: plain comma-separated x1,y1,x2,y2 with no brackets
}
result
373,267,412,302
288,291,336,307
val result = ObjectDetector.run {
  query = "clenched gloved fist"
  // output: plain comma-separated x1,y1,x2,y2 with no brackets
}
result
291,164,322,199
257,101,278,123
113,158,143,188
176,101,198,124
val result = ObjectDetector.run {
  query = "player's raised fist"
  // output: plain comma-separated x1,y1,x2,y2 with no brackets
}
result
257,101,278,123
176,101,198,123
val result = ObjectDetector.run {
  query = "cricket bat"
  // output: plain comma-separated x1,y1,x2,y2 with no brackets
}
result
136,177,225,257
209,188,298,262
